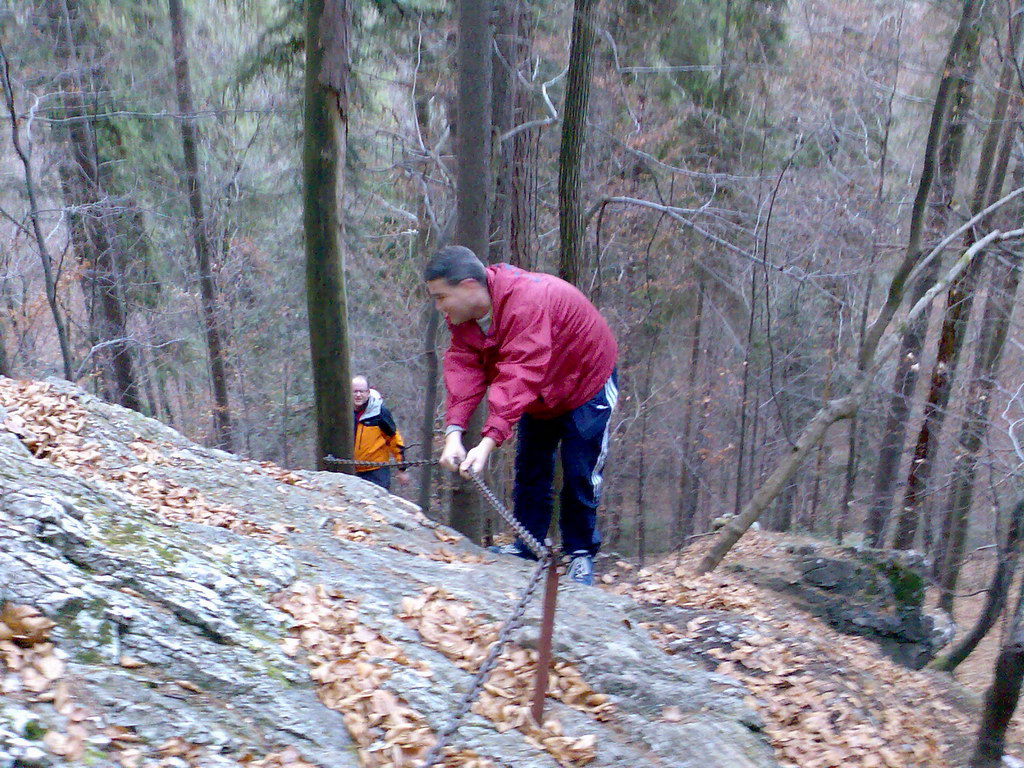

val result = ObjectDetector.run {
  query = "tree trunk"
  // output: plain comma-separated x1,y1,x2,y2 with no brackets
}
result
508,3,537,270
0,44,74,380
969,577,1024,767
937,128,1023,613
865,267,940,546
418,305,440,517
56,0,139,409
698,223,1022,573
734,269,757,517
448,0,493,542
168,0,233,450
636,346,654,566
716,0,734,109
857,12,901,545
558,0,599,288
490,0,531,265
411,68,442,518
893,30,984,551
304,0,354,470
933,498,1024,672
859,0,982,368
930,10,1023,583
675,279,706,548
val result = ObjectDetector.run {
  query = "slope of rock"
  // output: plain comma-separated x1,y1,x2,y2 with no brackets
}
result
0,378,775,768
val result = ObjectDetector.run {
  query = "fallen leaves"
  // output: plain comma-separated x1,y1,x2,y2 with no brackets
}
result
1,604,64,696
616,535,976,768
0,604,98,762
273,582,488,768
399,587,609,766
0,380,282,541
426,547,491,565
243,746,319,767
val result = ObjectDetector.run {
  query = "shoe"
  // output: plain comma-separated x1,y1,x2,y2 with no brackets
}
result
488,540,538,561
567,551,594,586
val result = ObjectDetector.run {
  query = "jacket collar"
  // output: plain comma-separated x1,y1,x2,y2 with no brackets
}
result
358,389,383,422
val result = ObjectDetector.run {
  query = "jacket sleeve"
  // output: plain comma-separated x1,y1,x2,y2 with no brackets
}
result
391,428,405,463
379,406,406,463
481,301,552,445
444,333,488,430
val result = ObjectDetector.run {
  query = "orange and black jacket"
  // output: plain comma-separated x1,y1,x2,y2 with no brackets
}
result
354,391,405,472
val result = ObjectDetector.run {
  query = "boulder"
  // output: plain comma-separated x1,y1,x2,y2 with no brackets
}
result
0,378,777,768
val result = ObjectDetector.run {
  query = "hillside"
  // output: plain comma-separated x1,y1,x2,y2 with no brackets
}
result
600,533,1024,767
0,377,772,768
0,375,1019,768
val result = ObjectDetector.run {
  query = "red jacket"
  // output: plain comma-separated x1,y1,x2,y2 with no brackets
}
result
444,264,617,446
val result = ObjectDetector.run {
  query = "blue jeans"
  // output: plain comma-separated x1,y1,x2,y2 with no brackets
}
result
357,467,391,490
513,372,618,556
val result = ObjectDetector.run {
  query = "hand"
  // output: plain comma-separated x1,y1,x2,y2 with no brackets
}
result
439,432,466,472
395,470,410,487
459,437,496,478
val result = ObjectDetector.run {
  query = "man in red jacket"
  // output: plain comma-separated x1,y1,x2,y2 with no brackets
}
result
425,245,618,585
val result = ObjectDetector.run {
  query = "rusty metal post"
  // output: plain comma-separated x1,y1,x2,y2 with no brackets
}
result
531,546,559,724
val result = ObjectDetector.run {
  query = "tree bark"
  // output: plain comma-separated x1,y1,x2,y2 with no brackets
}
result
558,0,599,288
168,0,233,450
57,0,139,409
937,127,1023,612
508,3,537,270
859,0,982,368
304,0,354,470
857,10,901,545
448,0,493,542
933,498,1024,672
674,279,706,548
891,39,982,551
490,0,531,264
418,304,440,517
929,9,1023,586
969,576,1024,767
699,222,1024,573
0,44,74,380
870,4,982,547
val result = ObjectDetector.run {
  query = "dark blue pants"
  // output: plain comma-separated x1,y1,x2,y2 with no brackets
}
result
513,372,618,556
357,467,391,490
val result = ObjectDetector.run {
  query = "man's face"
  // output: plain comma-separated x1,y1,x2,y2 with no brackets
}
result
426,278,482,325
352,378,370,409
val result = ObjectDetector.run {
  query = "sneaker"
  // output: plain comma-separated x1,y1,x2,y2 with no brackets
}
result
488,540,538,561
567,551,594,586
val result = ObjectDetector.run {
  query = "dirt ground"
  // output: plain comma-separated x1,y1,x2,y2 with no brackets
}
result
599,531,1024,768
934,551,1024,738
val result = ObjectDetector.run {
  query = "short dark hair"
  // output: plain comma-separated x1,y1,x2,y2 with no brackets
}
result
424,245,487,285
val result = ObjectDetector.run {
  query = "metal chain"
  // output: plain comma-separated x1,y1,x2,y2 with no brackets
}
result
323,455,440,470
325,456,548,559
465,471,548,560
418,554,551,768
326,452,554,766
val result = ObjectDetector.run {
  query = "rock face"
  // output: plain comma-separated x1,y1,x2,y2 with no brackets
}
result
782,546,953,669
0,378,777,768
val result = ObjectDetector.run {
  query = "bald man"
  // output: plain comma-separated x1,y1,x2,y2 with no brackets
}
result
352,376,408,490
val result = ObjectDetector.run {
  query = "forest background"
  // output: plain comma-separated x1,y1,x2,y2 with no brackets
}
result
1,0,1023,609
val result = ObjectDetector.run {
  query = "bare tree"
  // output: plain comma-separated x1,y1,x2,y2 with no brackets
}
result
168,0,233,450
932,498,1024,672
699,198,1024,573
863,0,983,546
0,43,74,380
304,0,354,470
48,0,140,408
937,112,1024,611
448,0,493,542
969,510,1024,766
558,0,599,287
